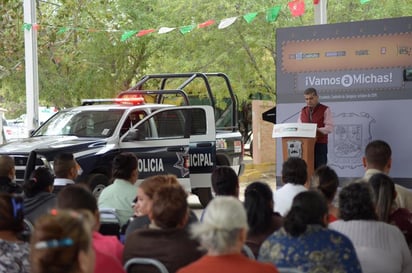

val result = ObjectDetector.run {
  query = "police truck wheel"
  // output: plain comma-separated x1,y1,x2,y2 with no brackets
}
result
193,187,213,208
87,173,110,199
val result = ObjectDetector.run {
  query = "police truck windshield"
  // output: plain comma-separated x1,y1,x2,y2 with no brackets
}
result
33,109,125,138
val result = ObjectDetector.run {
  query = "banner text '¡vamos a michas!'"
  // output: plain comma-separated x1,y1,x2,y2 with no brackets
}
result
305,72,393,88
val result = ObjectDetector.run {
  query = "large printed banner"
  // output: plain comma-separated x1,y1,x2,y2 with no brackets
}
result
275,16,412,186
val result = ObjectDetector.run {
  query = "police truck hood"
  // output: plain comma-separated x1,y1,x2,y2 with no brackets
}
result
0,136,106,153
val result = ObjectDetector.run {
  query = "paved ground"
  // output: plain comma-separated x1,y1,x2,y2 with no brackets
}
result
189,156,277,214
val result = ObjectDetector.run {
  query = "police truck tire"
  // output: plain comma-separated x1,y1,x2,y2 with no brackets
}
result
87,173,110,199
193,187,213,208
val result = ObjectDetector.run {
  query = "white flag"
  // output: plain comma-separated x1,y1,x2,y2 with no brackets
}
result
218,17,237,29
158,27,176,34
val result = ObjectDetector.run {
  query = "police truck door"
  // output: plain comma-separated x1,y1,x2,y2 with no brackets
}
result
119,107,194,191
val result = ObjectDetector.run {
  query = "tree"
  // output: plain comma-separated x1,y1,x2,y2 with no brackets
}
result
0,0,411,118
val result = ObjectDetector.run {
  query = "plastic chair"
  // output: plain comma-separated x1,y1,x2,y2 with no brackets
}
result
124,257,169,273
242,244,256,260
277,268,304,273
20,218,34,242
99,208,121,237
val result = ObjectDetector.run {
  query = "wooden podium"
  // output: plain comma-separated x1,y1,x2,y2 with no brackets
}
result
273,123,317,180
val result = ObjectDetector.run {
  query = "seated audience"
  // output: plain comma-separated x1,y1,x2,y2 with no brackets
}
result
30,209,95,273
362,139,412,210
329,182,412,273
311,165,339,222
244,181,283,257
198,166,240,221
98,152,138,227
125,175,197,237
0,155,22,194
52,153,80,194
23,167,56,224
273,157,308,216
211,166,239,197
123,184,203,273
178,196,278,273
369,173,412,250
56,184,124,271
0,193,30,273
259,191,361,273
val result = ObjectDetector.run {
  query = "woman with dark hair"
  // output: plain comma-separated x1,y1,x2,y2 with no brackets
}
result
311,165,339,222
98,152,138,226
244,181,282,257
23,167,56,224
273,157,309,216
30,209,95,273
330,182,412,273
369,173,412,249
259,191,361,273
0,193,30,273
211,166,239,197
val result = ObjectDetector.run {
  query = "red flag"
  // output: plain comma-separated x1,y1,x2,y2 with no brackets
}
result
198,20,215,28
314,0,320,4
288,0,305,17
137,29,155,37
33,23,40,31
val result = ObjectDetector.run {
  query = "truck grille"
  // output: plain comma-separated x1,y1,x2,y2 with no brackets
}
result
11,155,48,184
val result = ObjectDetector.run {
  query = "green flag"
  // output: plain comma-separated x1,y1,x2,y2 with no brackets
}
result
266,6,281,22
179,25,195,35
121,30,138,42
360,0,371,4
57,27,69,35
243,12,258,24
23,23,32,31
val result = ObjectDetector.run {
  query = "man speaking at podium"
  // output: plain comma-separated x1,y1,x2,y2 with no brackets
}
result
298,87,334,170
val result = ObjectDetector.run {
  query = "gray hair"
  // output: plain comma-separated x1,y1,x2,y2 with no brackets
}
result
190,196,248,254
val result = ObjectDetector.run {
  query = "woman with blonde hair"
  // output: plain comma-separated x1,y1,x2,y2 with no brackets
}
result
125,175,197,236
30,209,95,273
123,184,203,273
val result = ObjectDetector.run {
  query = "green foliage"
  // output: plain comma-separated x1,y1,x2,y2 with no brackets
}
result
0,0,411,118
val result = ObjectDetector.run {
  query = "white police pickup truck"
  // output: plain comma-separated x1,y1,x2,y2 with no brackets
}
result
0,73,244,206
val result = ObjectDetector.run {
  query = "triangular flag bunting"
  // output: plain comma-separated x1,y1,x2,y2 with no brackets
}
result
33,24,40,31
158,27,175,34
120,30,138,42
360,0,371,3
198,20,215,28
243,12,258,24
180,25,195,35
218,17,237,29
266,6,281,22
288,0,305,17
137,29,156,37
57,27,69,34
23,23,32,30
